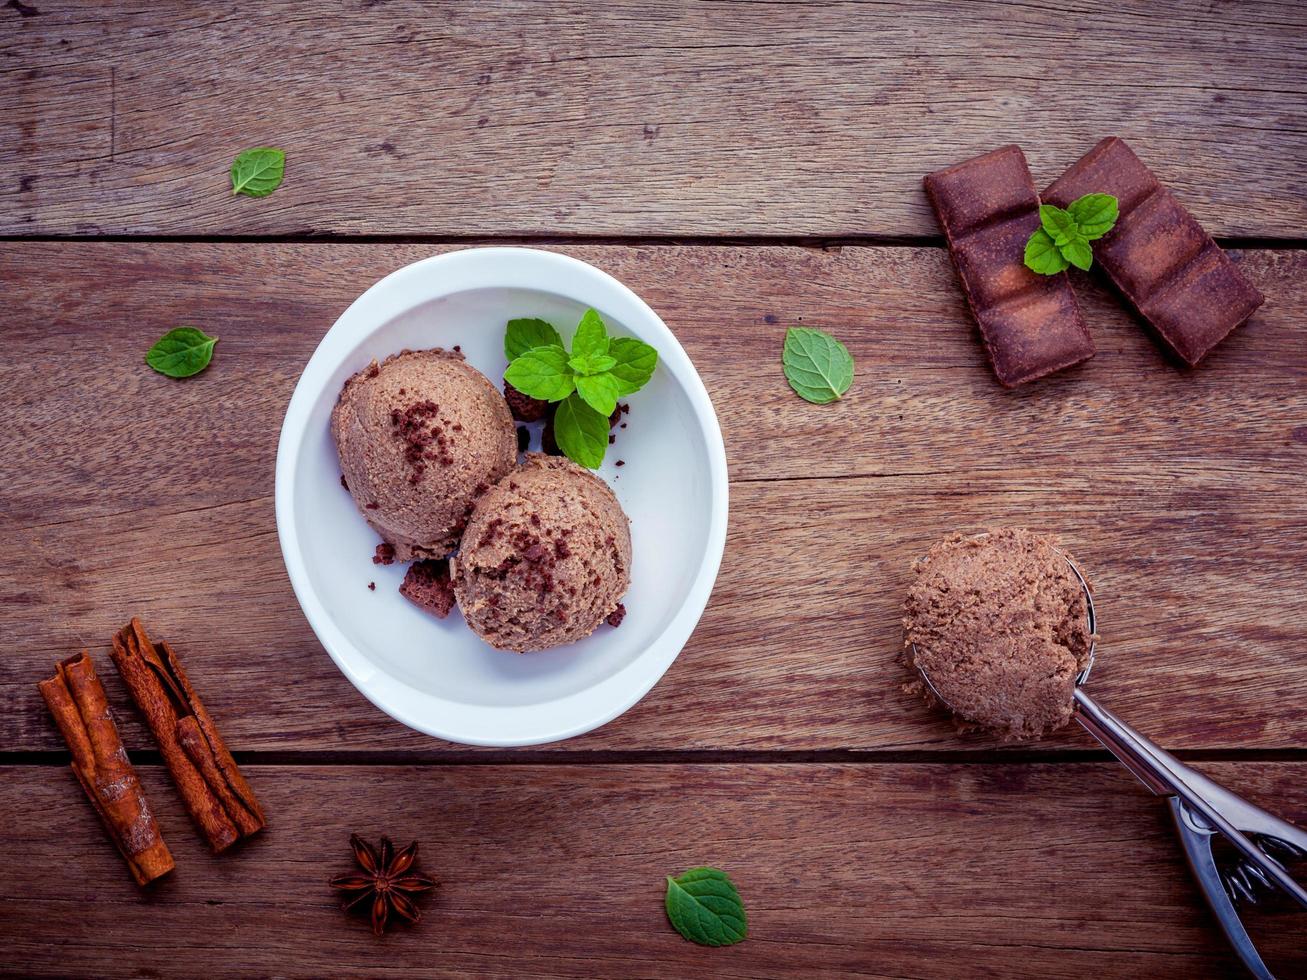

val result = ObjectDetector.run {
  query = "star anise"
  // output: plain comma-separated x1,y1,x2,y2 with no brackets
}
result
329,834,437,935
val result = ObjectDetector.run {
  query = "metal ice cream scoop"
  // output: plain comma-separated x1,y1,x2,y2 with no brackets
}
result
913,547,1307,979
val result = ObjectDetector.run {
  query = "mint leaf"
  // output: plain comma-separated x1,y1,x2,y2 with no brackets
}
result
553,393,609,468
146,327,218,378
575,373,622,417
607,337,658,396
1039,204,1080,248
570,308,609,360
503,345,574,402
1062,237,1093,271
782,327,854,404
230,147,285,198
1023,228,1070,275
568,352,617,376
1067,193,1119,241
505,318,564,361
665,867,747,947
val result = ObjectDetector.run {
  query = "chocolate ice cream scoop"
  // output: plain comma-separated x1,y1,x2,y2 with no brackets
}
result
452,454,631,653
331,348,516,562
903,528,1094,740
904,531,1307,976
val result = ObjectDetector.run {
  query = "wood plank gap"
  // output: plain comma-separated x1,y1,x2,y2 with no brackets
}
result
1,233,1306,249
7,748,1307,767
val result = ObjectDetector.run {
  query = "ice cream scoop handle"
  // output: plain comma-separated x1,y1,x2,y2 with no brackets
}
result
1075,689,1307,909
1169,797,1275,980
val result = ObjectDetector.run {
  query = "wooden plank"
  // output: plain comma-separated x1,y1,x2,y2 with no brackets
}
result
2,762,1304,978
2,1,1304,237
1,243,1303,752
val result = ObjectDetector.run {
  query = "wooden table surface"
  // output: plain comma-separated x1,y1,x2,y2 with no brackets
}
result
2,3,1304,977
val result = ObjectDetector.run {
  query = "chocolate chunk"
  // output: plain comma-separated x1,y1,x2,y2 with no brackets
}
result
606,603,626,628
399,559,456,619
924,146,1094,387
1043,137,1263,366
541,417,563,456
504,379,549,422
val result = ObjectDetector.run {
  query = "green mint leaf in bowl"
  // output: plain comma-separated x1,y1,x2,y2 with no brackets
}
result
1067,193,1119,241
230,147,286,198
504,345,575,402
1023,229,1070,275
570,308,610,360
575,373,622,417
665,867,748,947
782,327,854,404
607,337,658,395
553,393,609,468
568,352,617,376
505,318,565,361
146,327,218,378
501,308,661,468
1039,204,1081,247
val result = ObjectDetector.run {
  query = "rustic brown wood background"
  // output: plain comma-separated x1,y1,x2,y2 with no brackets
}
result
2,2,1304,977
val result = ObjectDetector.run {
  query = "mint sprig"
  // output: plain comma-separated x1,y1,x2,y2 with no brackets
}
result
502,309,658,468
1024,193,1119,275
665,867,748,947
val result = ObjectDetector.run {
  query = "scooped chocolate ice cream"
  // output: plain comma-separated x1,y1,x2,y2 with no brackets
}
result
903,528,1093,741
331,349,516,562
452,454,631,652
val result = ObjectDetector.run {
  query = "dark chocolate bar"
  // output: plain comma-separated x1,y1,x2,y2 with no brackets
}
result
924,146,1094,387
1042,137,1263,366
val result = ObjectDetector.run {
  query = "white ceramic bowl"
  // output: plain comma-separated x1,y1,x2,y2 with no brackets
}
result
275,247,728,746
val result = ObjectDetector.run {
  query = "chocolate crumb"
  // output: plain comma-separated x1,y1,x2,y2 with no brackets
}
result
340,474,349,490
368,582,376,591
372,543,396,565
606,603,626,628
453,345,462,353
620,403,630,415
505,379,549,422
517,426,530,452
608,434,616,444
541,418,562,456
620,423,626,429
400,559,456,618
615,460,625,467
609,406,622,429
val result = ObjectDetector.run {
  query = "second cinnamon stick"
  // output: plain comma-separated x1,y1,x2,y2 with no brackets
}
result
109,622,240,852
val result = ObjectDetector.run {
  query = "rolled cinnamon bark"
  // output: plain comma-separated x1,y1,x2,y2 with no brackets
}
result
38,652,175,886
109,620,254,852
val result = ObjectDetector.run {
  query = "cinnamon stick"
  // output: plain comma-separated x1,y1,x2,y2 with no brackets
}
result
109,618,265,852
38,652,175,886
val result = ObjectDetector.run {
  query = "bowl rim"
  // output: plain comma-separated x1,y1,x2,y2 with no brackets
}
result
274,246,729,746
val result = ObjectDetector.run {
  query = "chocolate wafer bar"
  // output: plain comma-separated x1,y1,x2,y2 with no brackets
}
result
1043,137,1263,366
924,146,1094,387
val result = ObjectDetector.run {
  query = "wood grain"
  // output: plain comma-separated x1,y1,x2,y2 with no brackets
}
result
3,1,1305,237
2,762,1304,978
1,243,1303,753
